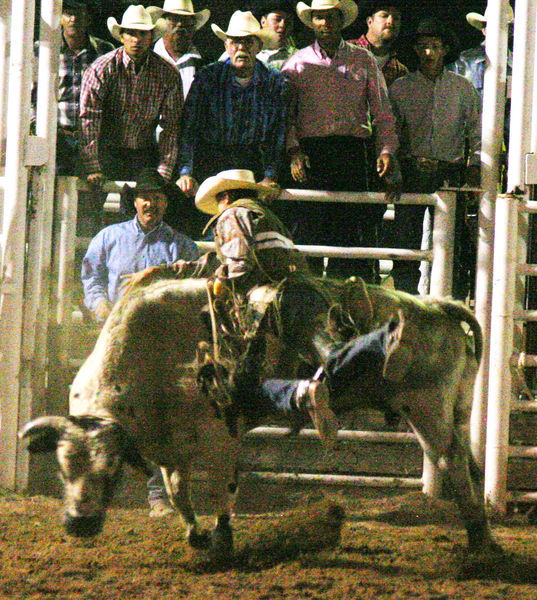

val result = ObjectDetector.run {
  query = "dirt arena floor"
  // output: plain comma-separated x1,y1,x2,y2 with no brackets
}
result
4,476,537,600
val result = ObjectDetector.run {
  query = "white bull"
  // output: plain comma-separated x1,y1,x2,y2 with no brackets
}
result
20,277,500,557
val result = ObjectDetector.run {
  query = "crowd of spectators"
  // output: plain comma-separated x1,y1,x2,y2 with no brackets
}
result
43,0,511,516
49,0,507,304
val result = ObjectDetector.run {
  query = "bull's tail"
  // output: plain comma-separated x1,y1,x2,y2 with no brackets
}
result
435,300,483,365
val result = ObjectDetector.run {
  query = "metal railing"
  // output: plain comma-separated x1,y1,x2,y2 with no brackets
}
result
53,177,457,493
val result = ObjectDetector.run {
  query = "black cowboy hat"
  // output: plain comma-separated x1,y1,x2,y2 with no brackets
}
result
250,0,296,21
363,0,402,18
62,0,88,11
120,168,169,215
412,17,459,62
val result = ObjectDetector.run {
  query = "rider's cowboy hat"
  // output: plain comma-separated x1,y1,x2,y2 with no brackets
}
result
211,10,277,48
147,0,210,31
466,4,514,30
107,5,163,42
195,169,273,215
296,0,359,30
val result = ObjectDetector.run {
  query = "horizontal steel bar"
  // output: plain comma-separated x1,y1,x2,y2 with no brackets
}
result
509,445,537,458
196,241,431,262
241,470,423,488
511,401,537,411
246,426,418,444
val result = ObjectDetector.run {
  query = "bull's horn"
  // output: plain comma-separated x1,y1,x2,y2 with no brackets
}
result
19,416,71,453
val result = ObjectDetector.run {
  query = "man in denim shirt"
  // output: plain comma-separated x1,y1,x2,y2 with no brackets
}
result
449,4,513,100
81,169,199,322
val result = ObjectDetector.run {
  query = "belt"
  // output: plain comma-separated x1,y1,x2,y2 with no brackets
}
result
411,157,462,173
58,126,77,137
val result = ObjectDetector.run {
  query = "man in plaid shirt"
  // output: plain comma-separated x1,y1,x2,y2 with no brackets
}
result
52,0,114,176
79,5,183,189
347,1,407,87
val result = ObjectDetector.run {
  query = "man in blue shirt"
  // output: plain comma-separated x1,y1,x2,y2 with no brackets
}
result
177,10,287,197
449,4,513,100
81,169,199,322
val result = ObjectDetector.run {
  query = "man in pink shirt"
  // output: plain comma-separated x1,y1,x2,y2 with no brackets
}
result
281,0,398,280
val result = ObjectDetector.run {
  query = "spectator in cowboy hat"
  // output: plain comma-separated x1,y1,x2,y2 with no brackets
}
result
177,11,287,198
389,17,481,297
148,0,210,99
281,0,398,279
253,0,298,70
449,4,514,100
81,168,198,323
79,5,183,189
347,0,408,86
31,0,114,236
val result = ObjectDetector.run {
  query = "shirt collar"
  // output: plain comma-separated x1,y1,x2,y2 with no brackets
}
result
61,34,89,57
133,215,165,236
416,67,446,84
121,47,151,72
155,39,201,65
227,59,263,87
312,38,345,60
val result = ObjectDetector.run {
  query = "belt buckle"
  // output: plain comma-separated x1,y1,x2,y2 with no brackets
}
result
416,157,438,173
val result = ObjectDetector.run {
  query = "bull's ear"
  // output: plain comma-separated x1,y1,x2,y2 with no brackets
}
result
19,416,70,454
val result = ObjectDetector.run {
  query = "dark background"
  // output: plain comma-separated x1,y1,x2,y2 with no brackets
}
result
79,0,497,66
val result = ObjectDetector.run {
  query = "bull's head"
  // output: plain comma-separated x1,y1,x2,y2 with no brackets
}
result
19,415,151,538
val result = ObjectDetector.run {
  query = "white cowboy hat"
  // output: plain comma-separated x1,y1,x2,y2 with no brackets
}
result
211,10,277,49
466,4,514,30
147,0,211,31
296,0,359,29
195,169,273,215
107,5,163,42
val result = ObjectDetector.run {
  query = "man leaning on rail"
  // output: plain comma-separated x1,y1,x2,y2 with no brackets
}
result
126,169,409,435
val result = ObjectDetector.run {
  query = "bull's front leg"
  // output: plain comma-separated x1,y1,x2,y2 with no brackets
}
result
205,458,240,561
161,464,211,549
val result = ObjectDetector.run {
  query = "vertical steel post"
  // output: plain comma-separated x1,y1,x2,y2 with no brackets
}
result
472,0,510,466
422,190,456,496
0,0,36,490
485,194,520,513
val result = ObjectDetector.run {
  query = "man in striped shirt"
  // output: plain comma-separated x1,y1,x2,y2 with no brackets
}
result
79,5,183,188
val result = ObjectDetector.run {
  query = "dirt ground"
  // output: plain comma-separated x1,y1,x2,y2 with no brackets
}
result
4,480,537,600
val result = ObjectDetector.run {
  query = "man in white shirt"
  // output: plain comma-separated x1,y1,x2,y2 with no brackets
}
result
149,0,210,100
389,18,481,297
148,0,211,237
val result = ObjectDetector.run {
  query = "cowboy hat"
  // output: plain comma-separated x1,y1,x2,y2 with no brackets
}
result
251,0,296,20
466,4,514,30
412,17,459,61
195,169,273,215
120,168,169,216
211,10,277,48
364,0,402,18
296,0,359,30
107,5,163,43
147,0,210,31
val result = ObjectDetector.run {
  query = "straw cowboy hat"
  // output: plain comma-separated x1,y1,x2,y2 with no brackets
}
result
211,10,277,48
107,5,163,43
296,0,359,30
195,169,273,215
147,0,211,31
466,4,514,30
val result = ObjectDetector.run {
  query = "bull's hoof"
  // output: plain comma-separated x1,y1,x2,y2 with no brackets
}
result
188,529,212,550
209,519,234,561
